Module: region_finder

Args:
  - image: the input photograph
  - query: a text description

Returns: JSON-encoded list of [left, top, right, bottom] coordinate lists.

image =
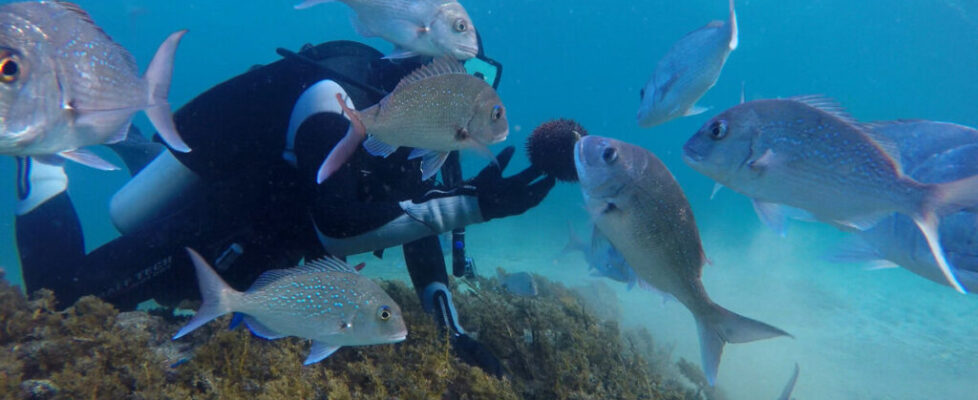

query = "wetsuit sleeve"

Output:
[[292, 112, 485, 257]]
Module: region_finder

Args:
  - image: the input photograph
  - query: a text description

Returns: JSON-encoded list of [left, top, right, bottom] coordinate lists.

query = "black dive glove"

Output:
[[468, 146, 556, 221]]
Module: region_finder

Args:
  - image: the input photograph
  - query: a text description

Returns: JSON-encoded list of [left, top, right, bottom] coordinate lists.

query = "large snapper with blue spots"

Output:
[[0, 1, 188, 169], [174, 248, 406, 365], [683, 97, 978, 294]]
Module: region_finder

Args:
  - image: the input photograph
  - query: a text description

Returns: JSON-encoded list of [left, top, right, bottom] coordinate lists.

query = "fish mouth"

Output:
[[454, 44, 479, 60], [681, 141, 705, 163], [386, 332, 408, 342]]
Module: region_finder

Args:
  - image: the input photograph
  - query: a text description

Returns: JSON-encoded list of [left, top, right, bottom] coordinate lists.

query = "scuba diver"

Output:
[[13, 37, 556, 376]]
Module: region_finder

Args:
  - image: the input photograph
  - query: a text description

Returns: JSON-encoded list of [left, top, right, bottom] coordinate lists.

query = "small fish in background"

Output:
[[496, 267, 538, 297], [683, 96, 978, 294], [827, 120, 978, 292], [637, 0, 738, 128], [576, 135, 790, 385], [563, 224, 634, 284], [318, 57, 508, 182], [174, 248, 407, 365], [0, 1, 189, 170], [293, 0, 479, 60], [777, 363, 800, 400]]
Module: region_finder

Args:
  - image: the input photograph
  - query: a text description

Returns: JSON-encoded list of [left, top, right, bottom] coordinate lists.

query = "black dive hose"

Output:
[[441, 152, 471, 277]]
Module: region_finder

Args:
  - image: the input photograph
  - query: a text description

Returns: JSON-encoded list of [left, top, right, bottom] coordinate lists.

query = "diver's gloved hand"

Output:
[[468, 146, 556, 221]]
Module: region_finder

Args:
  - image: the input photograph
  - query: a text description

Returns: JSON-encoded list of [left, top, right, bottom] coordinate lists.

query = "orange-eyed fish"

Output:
[[293, 0, 479, 60], [575, 135, 790, 385], [0, 1, 189, 170], [318, 57, 508, 182], [174, 248, 407, 365], [683, 96, 978, 294], [637, 0, 738, 128]]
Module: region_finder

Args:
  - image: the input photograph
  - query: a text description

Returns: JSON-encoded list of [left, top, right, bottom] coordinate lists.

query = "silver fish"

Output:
[[294, 0, 478, 60], [0, 1, 188, 170], [496, 268, 538, 297], [564, 224, 640, 287], [828, 120, 978, 292], [683, 96, 978, 294], [576, 135, 789, 385], [637, 0, 738, 128], [174, 248, 407, 365], [319, 57, 507, 182]]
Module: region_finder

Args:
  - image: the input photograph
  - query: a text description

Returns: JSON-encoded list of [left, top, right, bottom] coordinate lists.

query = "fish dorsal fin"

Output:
[[789, 95, 859, 125], [246, 257, 357, 292], [705, 20, 725, 28], [300, 256, 359, 274], [247, 268, 294, 292], [394, 57, 468, 92], [862, 126, 905, 172]]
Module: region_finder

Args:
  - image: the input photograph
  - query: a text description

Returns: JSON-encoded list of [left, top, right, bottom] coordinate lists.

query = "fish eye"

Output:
[[0, 57, 19, 84], [454, 18, 468, 33], [377, 305, 392, 321], [491, 105, 503, 121], [710, 120, 728, 140], [639, 88, 645, 100], [602, 147, 618, 164]]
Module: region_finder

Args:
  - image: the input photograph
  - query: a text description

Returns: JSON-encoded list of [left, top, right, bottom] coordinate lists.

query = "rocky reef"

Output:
[[0, 268, 716, 400]]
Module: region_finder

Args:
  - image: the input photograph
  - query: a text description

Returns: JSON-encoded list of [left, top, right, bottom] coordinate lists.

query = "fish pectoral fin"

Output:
[[304, 341, 341, 365], [419, 151, 450, 181], [751, 199, 788, 237], [913, 214, 967, 294], [684, 104, 711, 117], [293, 0, 333, 10], [747, 148, 778, 171], [384, 48, 421, 60], [59, 149, 120, 171], [710, 182, 724, 200], [243, 316, 286, 340], [363, 136, 399, 157]]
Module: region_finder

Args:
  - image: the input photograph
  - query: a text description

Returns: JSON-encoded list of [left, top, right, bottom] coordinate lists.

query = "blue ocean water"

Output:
[[2, 0, 978, 398]]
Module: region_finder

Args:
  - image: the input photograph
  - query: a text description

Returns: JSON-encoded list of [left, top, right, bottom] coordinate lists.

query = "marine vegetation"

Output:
[[0, 267, 712, 399]]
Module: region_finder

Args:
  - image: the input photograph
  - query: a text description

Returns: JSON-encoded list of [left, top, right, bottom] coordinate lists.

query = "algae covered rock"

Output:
[[0, 267, 700, 400]]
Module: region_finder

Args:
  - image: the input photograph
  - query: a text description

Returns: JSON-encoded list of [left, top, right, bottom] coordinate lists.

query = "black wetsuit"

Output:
[[15, 41, 499, 309]]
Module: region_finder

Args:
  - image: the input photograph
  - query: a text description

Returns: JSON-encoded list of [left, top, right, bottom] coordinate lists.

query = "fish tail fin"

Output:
[[173, 248, 241, 339], [560, 222, 587, 257], [915, 175, 978, 294], [696, 304, 791, 386], [294, 0, 333, 10], [144, 30, 190, 153], [316, 94, 365, 183], [728, 0, 738, 50]]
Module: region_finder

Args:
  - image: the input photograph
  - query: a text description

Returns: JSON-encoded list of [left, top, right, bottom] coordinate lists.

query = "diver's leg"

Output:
[[14, 156, 86, 304], [15, 191, 85, 304], [403, 235, 504, 377]]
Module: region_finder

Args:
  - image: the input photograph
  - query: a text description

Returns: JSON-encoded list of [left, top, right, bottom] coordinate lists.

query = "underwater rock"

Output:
[[0, 267, 704, 399], [18, 379, 59, 400]]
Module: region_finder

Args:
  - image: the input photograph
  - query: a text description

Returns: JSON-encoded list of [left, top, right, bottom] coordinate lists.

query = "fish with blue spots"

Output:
[[174, 248, 407, 365], [683, 96, 978, 294], [0, 1, 189, 170]]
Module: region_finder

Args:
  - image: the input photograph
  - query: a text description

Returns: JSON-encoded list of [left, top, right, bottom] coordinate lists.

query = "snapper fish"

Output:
[[293, 0, 479, 60], [318, 57, 508, 182], [682, 97, 978, 294], [174, 248, 407, 365], [828, 120, 978, 292], [575, 135, 790, 385], [637, 0, 738, 128], [0, 1, 189, 170]]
